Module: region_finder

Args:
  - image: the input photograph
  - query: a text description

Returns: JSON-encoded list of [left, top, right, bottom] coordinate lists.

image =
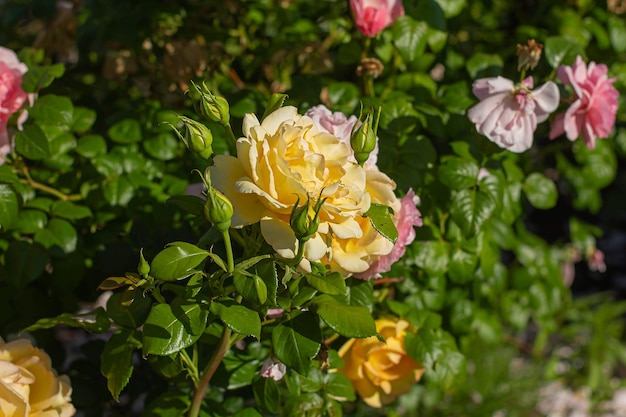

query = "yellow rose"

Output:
[[210, 106, 398, 275], [0, 338, 75, 417], [338, 318, 424, 408]]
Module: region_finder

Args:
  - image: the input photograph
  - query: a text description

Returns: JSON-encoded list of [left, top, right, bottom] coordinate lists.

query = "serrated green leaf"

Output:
[[313, 295, 376, 338], [272, 312, 321, 374], [150, 241, 209, 281], [210, 299, 261, 339], [51, 201, 92, 220], [101, 329, 141, 401], [142, 303, 204, 356], [364, 203, 398, 244], [23, 307, 111, 333], [523, 172, 558, 210], [392, 17, 428, 63], [108, 119, 142, 143], [438, 156, 479, 190], [30, 94, 73, 126], [14, 125, 51, 160], [76, 134, 107, 158], [102, 176, 134, 206], [305, 272, 347, 296], [0, 184, 20, 230], [450, 188, 496, 237]]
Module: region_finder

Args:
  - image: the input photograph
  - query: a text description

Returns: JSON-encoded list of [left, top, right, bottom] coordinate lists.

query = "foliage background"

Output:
[[1, 0, 626, 416]]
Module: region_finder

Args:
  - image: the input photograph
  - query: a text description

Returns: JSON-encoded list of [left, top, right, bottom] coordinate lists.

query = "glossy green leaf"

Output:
[[272, 312, 321, 374], [253, 378, 280, 414], [210, 299, 261, 339], [15, 209, 47, 234], [22, 307, 111, 333], [438, 156, 479, 190], [544, 36, 585, 68], [450, 188, 496, 237], [51, 201, 92, 220], [142, 303, 205, 356], [144, 133, 179, 160], [448, 247, 478, 283], [14, 125, 51, 160], [313, 295, 376, 338], [108, 119, 142, 143], [466, 53, 503, 78], [364, 203, 398, 244], [72, 106, 97, 133], [305, 272, 347, 296], [76, 134, 107, 158], [102, 176, 134, 206], [30, 94, 73, 127], [21, 63, 64, 92], [608, 15, 626, 53], [435, 0, 466, 17], [34, 218, 77, 253], [150, 241, 208, 281], [0, 184, 19, 230], [324, 372, 356, 401], [101, 329, 141, 401], [392, 17, 428, 63], [523, 172, 558, 210]]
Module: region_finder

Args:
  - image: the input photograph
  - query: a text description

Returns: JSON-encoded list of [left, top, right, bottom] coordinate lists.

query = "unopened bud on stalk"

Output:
[[350, 106, 380, 166], [202, 170, 234, 232], [138, 248, 150, 277], [167, 115, 213, 159], [190, 81, 230, 126], [290, 194, 325, 243]]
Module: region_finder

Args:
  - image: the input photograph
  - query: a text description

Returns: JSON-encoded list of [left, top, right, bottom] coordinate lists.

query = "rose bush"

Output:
[[0, 338, 74, 417], [338, 317, 424, 408], [549, 55, 620, 149]]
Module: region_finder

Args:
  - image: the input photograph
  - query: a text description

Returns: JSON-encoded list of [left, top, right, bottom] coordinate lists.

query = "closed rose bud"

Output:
[[191, 81, 230, 126], [350, 107, 379, 166], [137, 248, 150, 277], [204, 187, 234, 232], [167, 115, 213, 159]]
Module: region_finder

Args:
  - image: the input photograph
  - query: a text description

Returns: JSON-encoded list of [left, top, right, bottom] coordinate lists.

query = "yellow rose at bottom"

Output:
[[338, 318, 424, 408], [0, 338, 75, 417]]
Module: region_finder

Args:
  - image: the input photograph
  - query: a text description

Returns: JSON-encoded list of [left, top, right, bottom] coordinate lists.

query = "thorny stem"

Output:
[[187, 325, 232, 417]]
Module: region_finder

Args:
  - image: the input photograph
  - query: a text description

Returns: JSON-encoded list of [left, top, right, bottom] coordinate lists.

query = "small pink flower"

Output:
[[356, 188, 422, 279], [549, 56, 619, 150], [305, 104, 378, 168], [350, 0, 404, 38], [467, 77, 559, 153], [260, 357, 287, 381], [0, 46, 28, 165], [587, 248, 606, 273]]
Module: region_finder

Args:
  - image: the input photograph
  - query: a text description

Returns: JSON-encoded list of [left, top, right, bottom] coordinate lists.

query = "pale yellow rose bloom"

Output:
[[210, 106, 399, 275], [338, 318, 424, 408], [0, 338, 75, 417]]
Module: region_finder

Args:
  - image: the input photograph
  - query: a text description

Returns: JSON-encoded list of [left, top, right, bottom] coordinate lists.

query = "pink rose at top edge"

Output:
[[305, 104, 378, 169], [0, 46, 28, 165], [350, 0, 404, 38], [355, 188, 422, 279], [549, 56, 619, 150], [467, 76, 559, 153]]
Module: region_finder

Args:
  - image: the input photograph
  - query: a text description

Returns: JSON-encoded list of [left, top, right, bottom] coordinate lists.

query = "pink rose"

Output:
[[350, 0, 404, 38], [356, 188, 422, 279], [467, 76, 559, 153], [0, 46, 28, 165], [549, 56, 619, 150], [305, 104, 378, 169]]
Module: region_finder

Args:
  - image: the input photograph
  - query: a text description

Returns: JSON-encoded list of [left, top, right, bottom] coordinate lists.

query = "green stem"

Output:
[[224, 124, 238, 154], [187, 325, 232, 417], [19, 168, 81, 201], [180, 349, 199, 384], [222, 230, 235, 273]]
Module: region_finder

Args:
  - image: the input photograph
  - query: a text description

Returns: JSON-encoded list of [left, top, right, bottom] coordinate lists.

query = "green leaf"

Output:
[[34, 218, 77, 253], [144, 133, 179, 161], [254, 378, 280, 414], [76, 134, 107, 158], [413, 240, 449, 276], [313, 295, 376, 338], [15, 209, 47, 234], [257, 260, 278, 306], [4, 240, 48, 288], [253, 275, 268, 305], [71, 106, 97, 133], [345, 278, 374, 308], [544, 36, 585, 69], [438, 156, 479, 190], [364, 203, 398, 244], [21, 63, 65, 92], [150, 241, 209, 281], [30, 94, 73, 127], [448, 247, 478, 284], [210, 299, 261, 339], [142, 303, 204, 356], [392, 17, 428, 63], [272, 312, 321, 374], [324, 372, 356, 402], [108, 119, 142, 143], [142, 391, 190, 417], [450, 188, 496, 237], [102, 176, 134, 206], [22, 307, 111, 333], [51, 201, 92, 220], [523, 172, 558, 209], [167, 195, 205, 217], [101, 329, 141, 401], [608, 15, 626, 53], [435, 0, 466, 17], [305, 272, 347, 296], [0, 184, 19, 230], [14, 125, 51, 160], [466, 53, 503, 78], [0, 166, 19, 184]]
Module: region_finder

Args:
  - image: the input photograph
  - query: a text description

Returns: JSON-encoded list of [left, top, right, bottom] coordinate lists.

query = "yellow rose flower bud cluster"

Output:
[[338, 318, 424, 408], [0, 338, 75, 417], [209, 106, 400, 276]]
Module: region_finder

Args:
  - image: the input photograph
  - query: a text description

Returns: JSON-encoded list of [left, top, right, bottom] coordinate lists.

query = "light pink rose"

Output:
[[305, 104, 378, 169], [0, 46, 28, 165], [260, 357, 287, 381], [350, 0, 404, 38], [355, 188, 422, 279], [549, 56, 619, 150], [467, 76, 559, 153]]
